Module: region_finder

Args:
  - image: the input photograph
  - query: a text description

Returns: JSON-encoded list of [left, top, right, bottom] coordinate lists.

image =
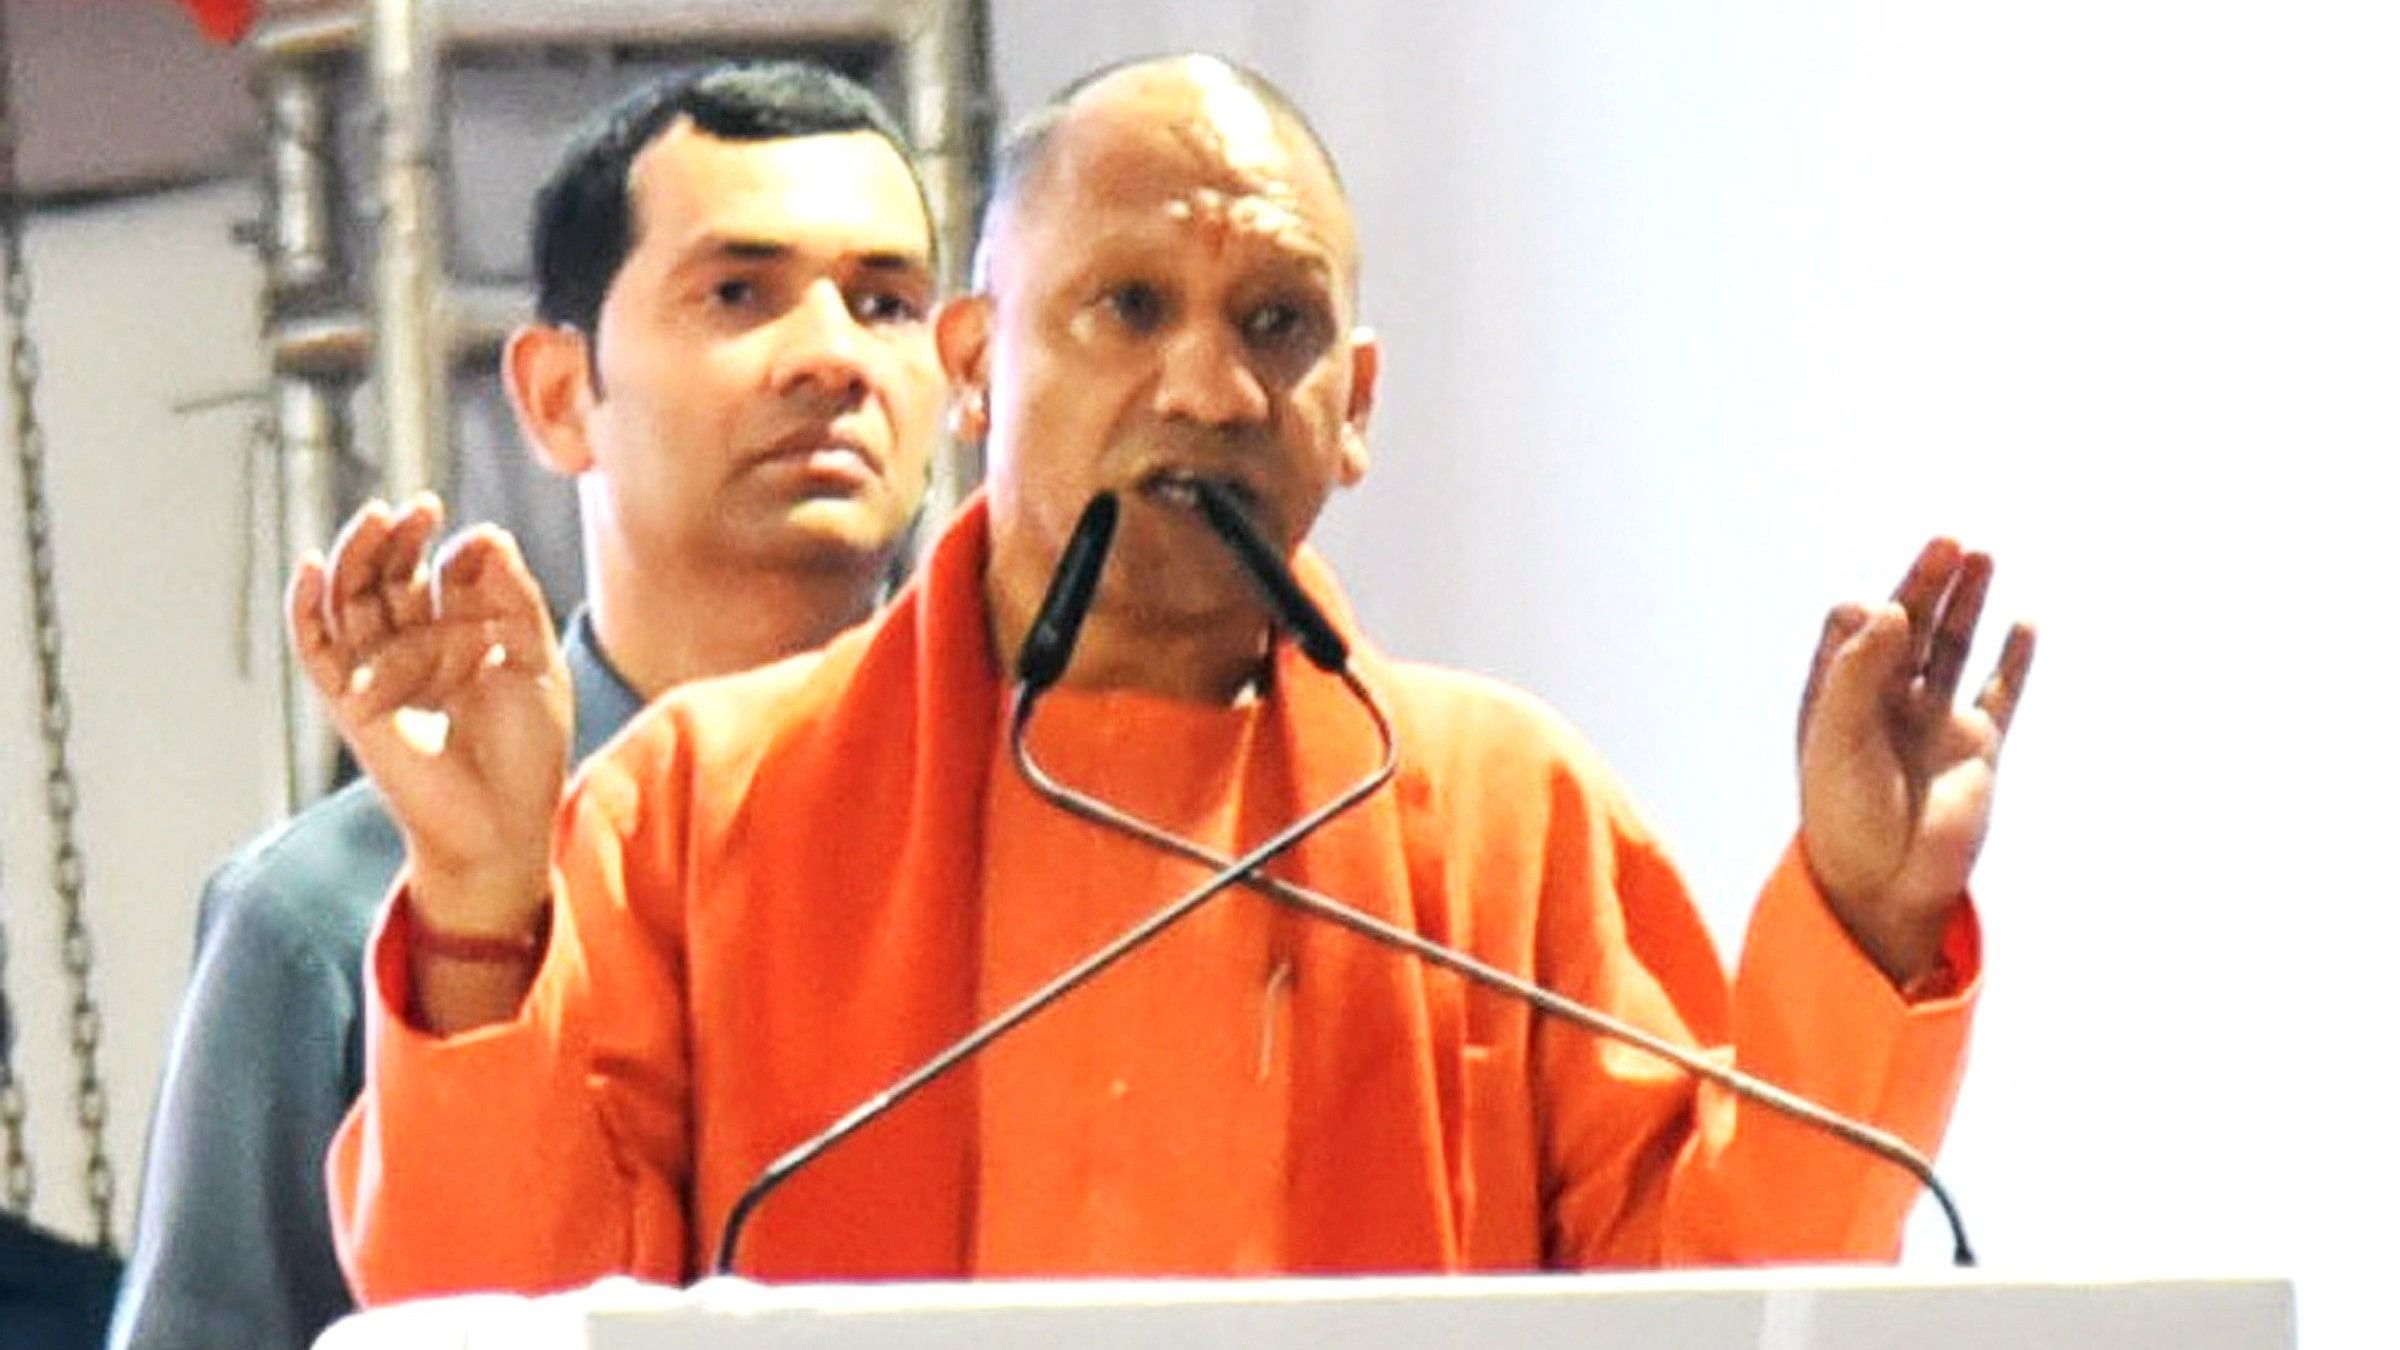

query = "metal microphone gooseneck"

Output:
[[713, 490, 1397, 1275], [1012, 479, 1978, 1266]]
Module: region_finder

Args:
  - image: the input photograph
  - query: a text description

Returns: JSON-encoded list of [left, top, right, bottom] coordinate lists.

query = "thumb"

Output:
[[1802, 602, 1912, 760], [1797, 602, 1870, 755]]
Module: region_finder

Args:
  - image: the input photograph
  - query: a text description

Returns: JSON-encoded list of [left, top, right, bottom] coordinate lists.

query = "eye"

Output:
[[1241, 298, 1317, 349], [1105, 281, 1168, 333], [708, 276, 759, 309], [854, 288, 926, 325]]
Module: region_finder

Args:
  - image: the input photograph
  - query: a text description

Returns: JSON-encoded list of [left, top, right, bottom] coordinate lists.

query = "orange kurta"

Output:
[[329, 497, 1978, 1303]]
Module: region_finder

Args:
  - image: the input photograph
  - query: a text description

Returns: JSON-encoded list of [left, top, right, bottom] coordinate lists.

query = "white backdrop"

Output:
[[0, 2, 2391, 1346], [0, 181, 279, 1255]]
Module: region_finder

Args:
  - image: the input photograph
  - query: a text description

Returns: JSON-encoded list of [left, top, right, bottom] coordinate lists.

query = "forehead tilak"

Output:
[[1092, 99, 1333, 264], [990, 61, 1355, 287]]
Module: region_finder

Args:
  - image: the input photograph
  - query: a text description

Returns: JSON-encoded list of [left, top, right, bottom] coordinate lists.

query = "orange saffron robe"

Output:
[[329, 498, 1978, 1303]]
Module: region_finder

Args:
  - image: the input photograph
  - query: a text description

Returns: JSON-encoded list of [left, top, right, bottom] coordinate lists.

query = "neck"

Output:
[[589, 541, 884, 701], [986, 560, 1269, 705]]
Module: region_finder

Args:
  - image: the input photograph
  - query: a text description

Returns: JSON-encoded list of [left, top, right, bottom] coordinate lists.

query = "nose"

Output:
[[765, 280, 869, 410], [1152, 320, 1270, 429]]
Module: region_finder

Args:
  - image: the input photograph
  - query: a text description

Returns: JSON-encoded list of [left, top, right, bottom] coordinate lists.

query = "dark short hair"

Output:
[[532, 60, 924, 340]]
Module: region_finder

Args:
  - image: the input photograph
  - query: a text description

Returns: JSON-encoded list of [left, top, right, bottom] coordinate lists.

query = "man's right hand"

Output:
[[287, 494, 571, 949]]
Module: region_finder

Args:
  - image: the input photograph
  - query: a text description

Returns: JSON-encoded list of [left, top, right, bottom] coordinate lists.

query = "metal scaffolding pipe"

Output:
[[366, 0, 448, 500], [273, 374, 349, 807], [440, 0, 896, 44], [253, 3, 363, 62], [264, 62, 335, 296], [902, 0, 992, 546]]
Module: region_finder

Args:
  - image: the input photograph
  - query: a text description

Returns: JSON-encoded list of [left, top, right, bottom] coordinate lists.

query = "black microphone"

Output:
[[710, 490, 1397, 1275], [1020, 495, 1979, 1268], [1189, 479, 1347, 673], [1014, 491, 1120, 695]]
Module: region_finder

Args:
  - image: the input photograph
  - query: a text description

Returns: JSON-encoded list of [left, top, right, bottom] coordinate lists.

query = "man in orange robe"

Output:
[[297, 54, 2036, 1302]]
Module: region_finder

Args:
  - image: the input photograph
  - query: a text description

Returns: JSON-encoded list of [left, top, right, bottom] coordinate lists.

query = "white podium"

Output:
[[318, 1268, 2296, 1349]]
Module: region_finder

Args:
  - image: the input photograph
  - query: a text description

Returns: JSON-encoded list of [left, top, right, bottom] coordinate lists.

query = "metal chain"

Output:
[[0, 0, 30, 1227], [0, 986, 28, 1213], [0, 0, 115, 1249]]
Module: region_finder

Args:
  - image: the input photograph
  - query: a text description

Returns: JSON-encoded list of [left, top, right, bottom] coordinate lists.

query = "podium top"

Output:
[[317, 1267, 2296, 1350]]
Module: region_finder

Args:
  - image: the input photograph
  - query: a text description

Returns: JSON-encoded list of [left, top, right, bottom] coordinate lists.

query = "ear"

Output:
[[1336, 326, 1379, 487], [934, 295, 994, 443], [502, 323, 598, 477]]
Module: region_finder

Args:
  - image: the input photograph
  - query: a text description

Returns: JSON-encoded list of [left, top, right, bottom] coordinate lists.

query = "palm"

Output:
[[1796, 540, 2034, 982], [288, 497, 570, 909], [356, 627, 566, 879]]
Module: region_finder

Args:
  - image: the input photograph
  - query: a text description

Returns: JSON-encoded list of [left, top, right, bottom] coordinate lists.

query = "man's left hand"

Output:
[[1797, 538, 2036, 986]]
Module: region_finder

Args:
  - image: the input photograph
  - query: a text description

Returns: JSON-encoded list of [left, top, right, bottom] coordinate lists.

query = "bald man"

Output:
[[317, 54, 2032, 1299]]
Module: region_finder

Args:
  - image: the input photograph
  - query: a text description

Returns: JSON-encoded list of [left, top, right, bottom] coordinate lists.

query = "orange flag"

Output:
[[179, 0, 256, 44]]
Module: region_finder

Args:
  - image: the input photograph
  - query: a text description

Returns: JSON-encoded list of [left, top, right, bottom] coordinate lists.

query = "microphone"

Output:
[[710, 490, 1398, 1275], [1023, 490, 1979, 1267], [1014, 491, 1120, 695], [1189, 480, 1347, 672]]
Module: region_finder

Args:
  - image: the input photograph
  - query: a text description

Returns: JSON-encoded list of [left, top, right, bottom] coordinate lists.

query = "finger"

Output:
[[1975, 621, 2037, 740], [428, 525, 496, 617], [286, 552, 350, 702], [292, 551, 497, 734], [375, 493, 445, 634], [1890, 536, 1964, 669], [324, 499, 395, 647], [1798, 602, 1871, 755], [426, 528, 561, 688], [1921, 550, 1993, 708], [1801, 602, 1913, 758], [432, 525, 553, 636], [340, 617, 520, 722]]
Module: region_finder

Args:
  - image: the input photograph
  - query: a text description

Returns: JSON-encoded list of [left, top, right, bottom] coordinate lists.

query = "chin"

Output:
[[1106, 544, 1255, 627], [753, 504, 905, 572]]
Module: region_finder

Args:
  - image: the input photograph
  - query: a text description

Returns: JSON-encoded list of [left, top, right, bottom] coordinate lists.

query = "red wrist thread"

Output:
[[407, 898, 551, 965], [1899, 957, 1960, 1002]]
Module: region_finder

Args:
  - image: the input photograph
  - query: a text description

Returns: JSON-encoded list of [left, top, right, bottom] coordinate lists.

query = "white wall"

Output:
[[1, 3, 2392, 1346], [0, 180, 282, 1245]]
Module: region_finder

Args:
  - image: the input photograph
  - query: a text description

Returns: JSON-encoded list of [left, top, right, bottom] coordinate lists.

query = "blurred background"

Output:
[[0, 0, 2390, 1342]]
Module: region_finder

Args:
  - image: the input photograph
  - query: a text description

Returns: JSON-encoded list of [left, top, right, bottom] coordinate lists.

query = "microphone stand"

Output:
[[1015, 727, 1976, 1266], [1015, 479, 1976, 1266], [715, 485, 1975, 1273], [711, 494, 1400, 1275]]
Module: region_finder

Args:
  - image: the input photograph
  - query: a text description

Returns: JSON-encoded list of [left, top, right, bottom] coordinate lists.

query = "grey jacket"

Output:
[[107, 613, 640, 1350]]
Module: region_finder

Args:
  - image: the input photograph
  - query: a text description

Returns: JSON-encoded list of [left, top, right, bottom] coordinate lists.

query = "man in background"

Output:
[[111, 59, 944, 1349]]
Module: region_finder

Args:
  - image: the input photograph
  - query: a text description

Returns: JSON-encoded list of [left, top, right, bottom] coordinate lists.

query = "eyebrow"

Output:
[[669, 235, 932, 276], [1087, 220, 1339, 278], [856, 251, 933, 276], [1258, 253, 1336, 286]]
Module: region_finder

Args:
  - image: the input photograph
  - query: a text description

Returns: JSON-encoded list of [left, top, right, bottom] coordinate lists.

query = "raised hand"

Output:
[[1796, 538, 2035, 985], [287, 494, 571, 940]]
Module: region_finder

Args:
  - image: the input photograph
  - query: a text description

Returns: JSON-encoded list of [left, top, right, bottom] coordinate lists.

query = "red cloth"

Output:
[[332, 494, 1979, 1300], [177, 0, 255, 45]]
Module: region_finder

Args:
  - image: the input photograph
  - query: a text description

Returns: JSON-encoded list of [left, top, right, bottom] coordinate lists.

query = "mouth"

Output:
[[1135, 465, 1261, 518], [753, 429, 881, 481]]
